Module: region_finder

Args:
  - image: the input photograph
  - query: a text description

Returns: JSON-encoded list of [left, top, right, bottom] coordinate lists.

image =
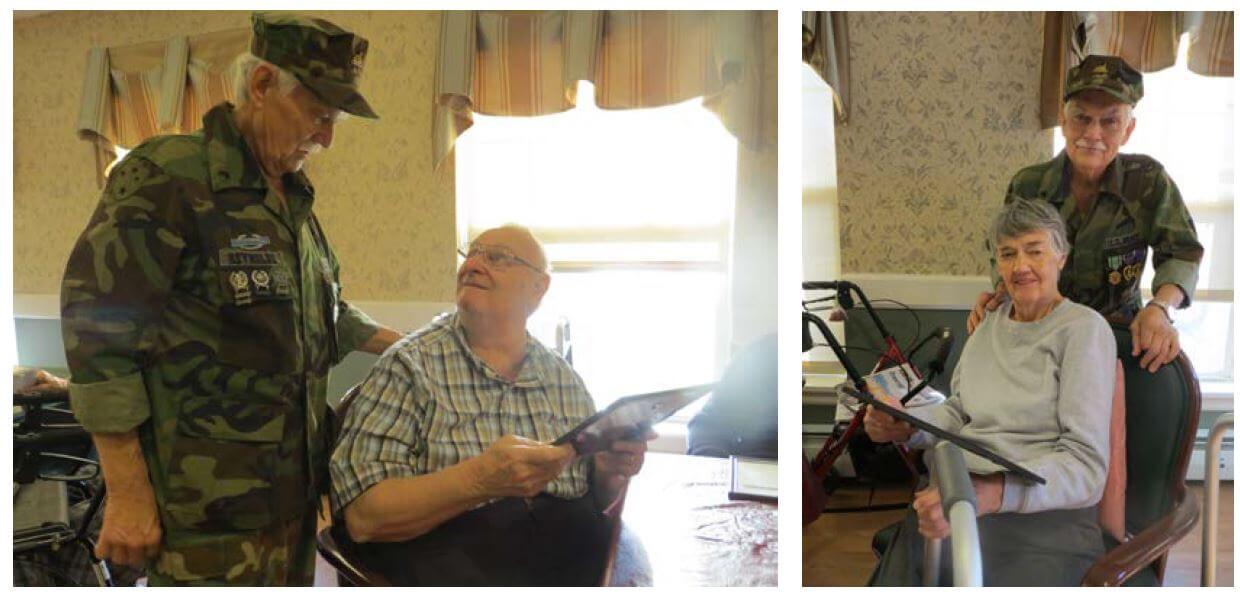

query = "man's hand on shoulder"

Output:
[[466, 435, 575, 499], [967, 284, 1007, 335]]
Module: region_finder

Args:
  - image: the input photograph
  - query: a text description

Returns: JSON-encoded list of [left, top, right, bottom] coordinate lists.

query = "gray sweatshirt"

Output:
[[908, 298, 1115, 514]]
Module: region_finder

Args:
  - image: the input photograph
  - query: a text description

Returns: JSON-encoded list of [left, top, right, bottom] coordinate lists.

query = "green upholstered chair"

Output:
[[1080, 325, 1201, 586]]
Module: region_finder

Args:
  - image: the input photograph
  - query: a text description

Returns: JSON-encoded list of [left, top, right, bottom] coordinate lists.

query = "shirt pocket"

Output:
[[163, 395, 290, 532], [519, 387, 577, 442], [213, 235, 300, 374], [1100, 234, 1146, 295]]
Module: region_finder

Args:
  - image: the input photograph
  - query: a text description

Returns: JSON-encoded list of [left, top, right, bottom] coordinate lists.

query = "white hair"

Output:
[[991, 198, 1070, 257], [230, 52, 300, 105]]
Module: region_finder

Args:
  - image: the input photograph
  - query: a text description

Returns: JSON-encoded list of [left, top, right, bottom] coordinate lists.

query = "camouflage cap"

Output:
[[251, 12, 378, 118], [1063, 54, 1144, 105]]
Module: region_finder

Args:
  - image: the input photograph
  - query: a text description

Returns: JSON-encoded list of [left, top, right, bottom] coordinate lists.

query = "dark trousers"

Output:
[[870, 505, 1104, 586], [349, 494, 612, 586]]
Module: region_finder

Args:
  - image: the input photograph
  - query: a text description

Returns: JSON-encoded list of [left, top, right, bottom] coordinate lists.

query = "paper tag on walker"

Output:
[[864, 364, 945, 408]]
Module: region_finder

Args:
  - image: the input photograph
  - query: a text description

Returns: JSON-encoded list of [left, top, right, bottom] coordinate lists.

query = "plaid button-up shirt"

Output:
[[329, 312, 597, 514]]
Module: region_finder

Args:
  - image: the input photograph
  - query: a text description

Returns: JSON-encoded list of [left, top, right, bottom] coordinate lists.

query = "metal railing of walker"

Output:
[[801, 280, 956, 490], [922, 441, 983, 587]]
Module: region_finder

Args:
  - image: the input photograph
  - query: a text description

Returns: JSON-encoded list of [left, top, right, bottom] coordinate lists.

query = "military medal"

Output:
[[230, 270, 253, 306], [1105, 255, 1123, 286], [273, 268, 292, 296], [1122, 248, 1143, 281], [251, 269, 271, 292]]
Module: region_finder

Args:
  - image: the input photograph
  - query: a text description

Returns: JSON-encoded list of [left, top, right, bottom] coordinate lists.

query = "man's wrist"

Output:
[[1147, 298, 1174, 323], [104, 472, 158, 504], [457, 456, 492, 501]]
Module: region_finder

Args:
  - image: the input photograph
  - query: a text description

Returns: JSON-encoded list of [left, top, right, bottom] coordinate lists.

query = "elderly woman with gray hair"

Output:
[[865, 198, 1116, 586]]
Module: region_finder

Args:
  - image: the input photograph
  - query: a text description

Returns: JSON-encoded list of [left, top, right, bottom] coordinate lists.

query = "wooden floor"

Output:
[[803, 481, 1234, 587], [312, 481, 1232, 587]]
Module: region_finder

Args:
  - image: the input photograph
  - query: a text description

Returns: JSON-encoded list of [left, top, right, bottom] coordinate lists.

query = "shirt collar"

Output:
[[202, 103, 317, 219], [1100, 153, 1127, 198], [204, 103, 267, 193], [448, 312, 548, 388], [1048, 149, 1127, 205]]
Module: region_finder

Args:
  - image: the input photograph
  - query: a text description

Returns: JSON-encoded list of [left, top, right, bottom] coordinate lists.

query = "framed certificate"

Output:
[[841, 385, 1046, 485], [729, 456, 778, 503], [553, 383, 714, 455]]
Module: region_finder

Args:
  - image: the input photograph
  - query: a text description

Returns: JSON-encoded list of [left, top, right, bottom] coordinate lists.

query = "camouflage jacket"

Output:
[[1002, 151, 1203, 321], [61, 103, 380, 532]]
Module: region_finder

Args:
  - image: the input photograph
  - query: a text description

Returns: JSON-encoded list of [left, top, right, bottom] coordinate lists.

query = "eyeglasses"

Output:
[[1064, 111, 1128, 135], [458, 243, 547, 273]]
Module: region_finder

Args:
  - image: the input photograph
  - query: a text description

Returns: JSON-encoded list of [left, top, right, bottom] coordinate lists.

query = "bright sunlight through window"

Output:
[[104, 146, 130, 177], [456, 81, 738, 408]]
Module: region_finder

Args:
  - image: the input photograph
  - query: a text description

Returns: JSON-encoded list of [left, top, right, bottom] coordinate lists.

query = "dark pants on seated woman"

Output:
[[346, 494, 611, 586], [869, 505, 1104, 586]]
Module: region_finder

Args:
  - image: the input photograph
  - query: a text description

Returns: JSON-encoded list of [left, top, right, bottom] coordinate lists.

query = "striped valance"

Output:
[[433, 10, 765, 169], [1039, 11, 1233, 128], [76, 28, 249, 186]]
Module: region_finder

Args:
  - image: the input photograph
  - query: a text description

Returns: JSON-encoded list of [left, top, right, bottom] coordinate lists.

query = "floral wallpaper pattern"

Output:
[[835, 12, 1052, 276], [14, 11, 457, 301]]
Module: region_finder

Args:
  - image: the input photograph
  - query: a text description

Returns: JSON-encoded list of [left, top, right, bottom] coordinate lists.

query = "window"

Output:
[[801, 62, 843, 370], [455, 82, 737, 409], [1054, 39, 1234, 384]]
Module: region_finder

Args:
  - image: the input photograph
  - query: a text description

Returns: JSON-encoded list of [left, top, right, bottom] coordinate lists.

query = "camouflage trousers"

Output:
[[148, 512, 317, 586]]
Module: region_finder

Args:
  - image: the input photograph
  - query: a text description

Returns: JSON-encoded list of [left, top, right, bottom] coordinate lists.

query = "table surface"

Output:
[[606, 453, 778, 587]]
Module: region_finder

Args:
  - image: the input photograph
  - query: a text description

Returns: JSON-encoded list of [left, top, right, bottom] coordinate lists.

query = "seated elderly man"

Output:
[[329, 224, 650, 586], [866, 199, 1115, 586]]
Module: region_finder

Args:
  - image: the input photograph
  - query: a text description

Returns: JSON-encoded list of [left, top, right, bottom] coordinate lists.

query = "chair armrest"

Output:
[[315, 526, 392, 586], [1081, 491, 1200, 586], [598, 489, 629, 586]]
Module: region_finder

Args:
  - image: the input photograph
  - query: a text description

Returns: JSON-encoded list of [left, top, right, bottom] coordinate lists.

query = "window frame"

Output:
[[453, 84, 740, 412]]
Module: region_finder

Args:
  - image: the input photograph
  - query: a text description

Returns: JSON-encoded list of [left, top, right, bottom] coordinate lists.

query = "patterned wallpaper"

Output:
[[835, 12, 1052, 276], [14, 11, 457, 301]]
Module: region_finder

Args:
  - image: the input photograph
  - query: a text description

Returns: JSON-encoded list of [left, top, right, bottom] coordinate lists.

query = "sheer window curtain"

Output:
[[1038, 11, 1233, 127], [801, 11, 850, 123], [76, 28, 249, 186]]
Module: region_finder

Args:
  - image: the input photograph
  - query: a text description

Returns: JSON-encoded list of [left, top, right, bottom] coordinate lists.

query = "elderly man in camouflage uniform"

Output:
[[969, 55, 1203, 373], [60, 13, 400, 585]]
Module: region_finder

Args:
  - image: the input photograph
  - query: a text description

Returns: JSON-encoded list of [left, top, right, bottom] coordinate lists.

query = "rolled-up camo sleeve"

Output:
[[61, 154, 187, 434]]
